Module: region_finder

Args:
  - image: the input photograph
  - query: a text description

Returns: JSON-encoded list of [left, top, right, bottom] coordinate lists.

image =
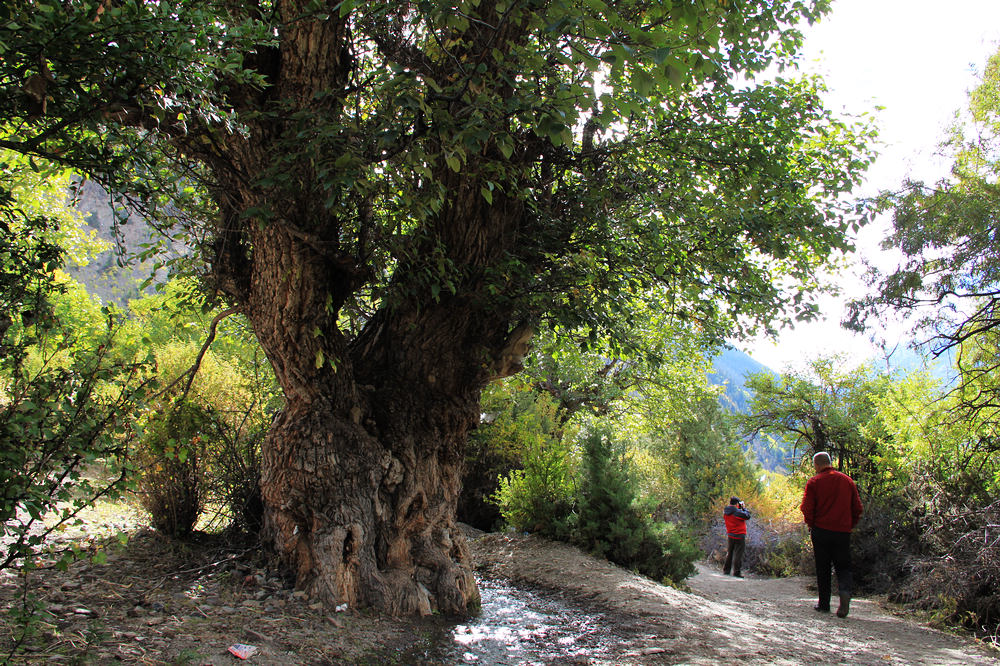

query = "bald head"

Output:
[[813, 451, 832, 471]]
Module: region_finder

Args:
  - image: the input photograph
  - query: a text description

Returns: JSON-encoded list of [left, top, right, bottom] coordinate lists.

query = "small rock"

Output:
[[243, 629, 268, 642], [309, 602, 324, 610]]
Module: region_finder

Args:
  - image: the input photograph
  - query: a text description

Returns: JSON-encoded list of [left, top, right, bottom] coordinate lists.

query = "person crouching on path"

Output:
[[723, 496, 751, 577], [800, 451, 863, 618]]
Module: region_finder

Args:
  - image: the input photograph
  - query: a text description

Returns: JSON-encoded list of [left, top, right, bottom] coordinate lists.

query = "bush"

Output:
[[201, 409, 265, 536], [649, 520, 701, 584], [0, 308, 154, 572], [850, 491, 920, 593], [493, 466, 575, 539], [133, 332, 277, 539], [490, 391, 576, 537], [462, 385, 566, 530], [888, 481, 1000, 639], [135, 400, 207, 537], [575, 427, 698, 583]]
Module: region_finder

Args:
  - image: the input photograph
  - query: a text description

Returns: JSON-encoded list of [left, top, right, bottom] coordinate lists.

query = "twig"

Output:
[[154, 307, 239, 401]]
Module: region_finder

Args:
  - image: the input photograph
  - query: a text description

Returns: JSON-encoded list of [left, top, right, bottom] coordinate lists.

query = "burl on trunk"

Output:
[[260, 391, 480, 616]]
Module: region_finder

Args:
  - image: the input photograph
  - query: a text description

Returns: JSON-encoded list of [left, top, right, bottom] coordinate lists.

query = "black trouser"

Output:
[[723, 536, 745, 575], [811, 527, 852, 608]]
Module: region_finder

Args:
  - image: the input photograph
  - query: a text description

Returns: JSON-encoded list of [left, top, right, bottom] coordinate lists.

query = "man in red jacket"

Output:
[[723, 496, 751, 577], [800, 451, 863, 618]]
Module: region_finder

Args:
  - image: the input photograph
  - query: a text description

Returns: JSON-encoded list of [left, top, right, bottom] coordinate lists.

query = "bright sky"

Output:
[[742, 0, 1000, 372]]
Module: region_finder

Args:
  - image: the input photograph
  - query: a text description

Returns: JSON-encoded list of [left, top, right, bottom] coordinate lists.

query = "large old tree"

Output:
[[2, 0, 872, 614]]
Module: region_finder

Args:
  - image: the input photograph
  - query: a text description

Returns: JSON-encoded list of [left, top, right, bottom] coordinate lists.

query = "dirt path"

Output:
[[3, 528, 998, 664], [471, 533, 1000, 665]]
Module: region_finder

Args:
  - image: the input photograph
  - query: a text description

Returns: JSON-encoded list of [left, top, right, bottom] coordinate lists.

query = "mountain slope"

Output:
[[709, 348, 784, 471]]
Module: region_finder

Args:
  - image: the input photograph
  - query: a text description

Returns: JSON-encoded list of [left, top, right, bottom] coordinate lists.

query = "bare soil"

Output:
[[2, 528, 997, 665], [472, 532, 1000, 665]]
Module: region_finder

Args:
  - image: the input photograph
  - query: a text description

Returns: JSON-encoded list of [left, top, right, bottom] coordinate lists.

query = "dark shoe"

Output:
[[734, 573, 744, 578], [722, 570, 730, 576], [836, 595, 851, 618], [814, 605, 830, 613]]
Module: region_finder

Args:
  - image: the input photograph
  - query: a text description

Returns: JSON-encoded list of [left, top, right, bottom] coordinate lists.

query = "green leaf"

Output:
[[498, 136, 514, 159], [633, 69, 655, 97], [650, 47, 671, 65]]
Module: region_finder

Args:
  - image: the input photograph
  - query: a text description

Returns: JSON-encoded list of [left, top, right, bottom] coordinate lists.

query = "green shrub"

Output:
[[649, 520, 700, 584], [463, 384, 566, 530], [575, 427, 698, 583], [133, 331, 277, 538], [0, 307, 154, 572], [136, 399, 207, 537], [492, 440, 576, 539]]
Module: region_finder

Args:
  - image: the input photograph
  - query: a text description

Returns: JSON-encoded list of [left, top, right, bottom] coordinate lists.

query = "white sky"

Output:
[[741, 0, 1000, 372]]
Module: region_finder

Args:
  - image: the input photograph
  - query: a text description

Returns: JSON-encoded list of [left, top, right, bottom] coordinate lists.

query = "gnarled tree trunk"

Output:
[[259, 392, 479, 615], [239, 217, 524, 615]]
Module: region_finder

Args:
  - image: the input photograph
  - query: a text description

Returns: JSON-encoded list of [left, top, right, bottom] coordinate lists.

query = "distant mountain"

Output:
[[64, 180, 180, 306], [710, 348, 773, 413], [882, 344, 957, 386], [709, 348, 785, 471]]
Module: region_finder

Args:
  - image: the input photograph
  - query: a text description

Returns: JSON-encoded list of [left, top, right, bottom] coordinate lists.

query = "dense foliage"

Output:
[[125, 282, 281, 537], [574, 427, 699, 583], [0, 157, 154, 575], [1, 1, 872, 348]]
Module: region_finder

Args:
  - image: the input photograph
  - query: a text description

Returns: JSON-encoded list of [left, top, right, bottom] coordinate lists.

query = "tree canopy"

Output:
[[3, 0, 873, 351]]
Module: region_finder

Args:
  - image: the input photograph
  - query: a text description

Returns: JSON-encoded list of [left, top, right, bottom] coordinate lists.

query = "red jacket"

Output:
[[723, 504, 750, 537], [800, 467, 863, 533]]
